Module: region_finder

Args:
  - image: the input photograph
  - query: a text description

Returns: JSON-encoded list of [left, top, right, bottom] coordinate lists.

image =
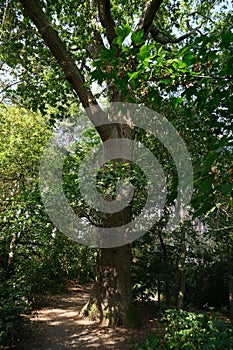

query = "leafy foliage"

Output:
[[0, 0, 232, 342], [0, 106, 97, 345], [133, 309, 233, 349]]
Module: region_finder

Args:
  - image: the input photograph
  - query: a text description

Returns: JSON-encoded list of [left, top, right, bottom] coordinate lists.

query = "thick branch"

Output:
[[18, 0, 111, 140], [135, 0, 164, 39], [98, 0, 116, 44], [19, 0, 94, 108]]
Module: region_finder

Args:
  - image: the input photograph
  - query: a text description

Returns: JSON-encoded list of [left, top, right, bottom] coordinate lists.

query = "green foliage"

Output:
[[1, 0, 232, 342], [0, 276, 31, 345], [132, 309, 233, 350], [133, 333, 163, 350], [161, 309, 208, 348], [162, 309, 233, 350], [0, 105, 97, 344], [131, 29, 144, 46], [131, 229, 177, 303], [114, 23, 132, 46]]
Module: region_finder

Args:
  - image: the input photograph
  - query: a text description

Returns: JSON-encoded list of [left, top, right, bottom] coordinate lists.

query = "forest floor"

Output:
[[15, 281, 161, 350]]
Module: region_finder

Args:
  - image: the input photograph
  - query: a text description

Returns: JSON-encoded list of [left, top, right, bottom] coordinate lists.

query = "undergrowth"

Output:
[[132, 309, 233, 349]]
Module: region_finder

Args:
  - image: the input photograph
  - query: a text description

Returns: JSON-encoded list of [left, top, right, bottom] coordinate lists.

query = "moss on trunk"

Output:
[[79, 245, 140, 327]]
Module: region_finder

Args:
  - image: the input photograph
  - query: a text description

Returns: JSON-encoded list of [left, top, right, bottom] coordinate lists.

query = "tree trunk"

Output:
[[177, 226, 186, 309], [229, 243, 233, 322], [157, 279, 161, 310], [7, 232, 18, 278], [158, 226, 171, 305], [229, 277, 233, 322], [165, 281, 171, 306], [79, 110, 139, 326], [79, 202, 137, 326], [80, 244, 139, 326]]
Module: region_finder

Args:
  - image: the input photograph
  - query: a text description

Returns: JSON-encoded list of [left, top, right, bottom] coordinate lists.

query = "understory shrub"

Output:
[[132, 309, 233, 349], [133, 334, 163, 350], [0, 276, 31, 345]]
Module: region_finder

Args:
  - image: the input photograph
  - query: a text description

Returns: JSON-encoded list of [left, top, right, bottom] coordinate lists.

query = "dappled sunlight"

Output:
[[18, 283, 158, 349]]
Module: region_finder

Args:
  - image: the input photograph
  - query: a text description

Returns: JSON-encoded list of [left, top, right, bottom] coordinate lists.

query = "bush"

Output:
[[132, 334, 163, 350], [132, 309, 233, 349], [204, 319, 233, 350], [161, 309, 208, 349], [0, 277, 31, 345]]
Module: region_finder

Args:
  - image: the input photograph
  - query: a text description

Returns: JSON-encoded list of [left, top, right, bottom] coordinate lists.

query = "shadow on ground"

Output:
[[16, 283, 159, 350]]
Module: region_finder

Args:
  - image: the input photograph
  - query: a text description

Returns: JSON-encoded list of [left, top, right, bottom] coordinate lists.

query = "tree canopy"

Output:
[[0, 0, 232, 339]]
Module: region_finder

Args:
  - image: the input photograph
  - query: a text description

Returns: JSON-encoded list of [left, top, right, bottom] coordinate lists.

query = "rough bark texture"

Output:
[[18, 0, 112, 141], [135, 0, 163, 38], [80, 245, 139, 326], [98, 0, 116, 44]]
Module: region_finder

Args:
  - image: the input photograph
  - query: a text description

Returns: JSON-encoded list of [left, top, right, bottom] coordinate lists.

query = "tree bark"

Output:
[[80, 245, 139, 326], [79, 106, 139, 326], [135, 0, 164, 38], [7, 233, 18, 278], [98, 0, 116, 44], [158, 226, 171, 305], [177, 226, 186, 309], [18, 0, 112, 141]]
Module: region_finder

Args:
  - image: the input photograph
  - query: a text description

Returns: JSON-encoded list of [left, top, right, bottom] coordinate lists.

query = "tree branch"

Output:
[[0, 0, 10, 40], [187, 11, 215, 25], [97, 0, 116, 44], [150, 24, 198, 44], [87, 0, 106, 58], [18, 0, 111, 140], [135, 0, 164, 39], [0, 80, 22, 100], [19, 0, 95, 109]]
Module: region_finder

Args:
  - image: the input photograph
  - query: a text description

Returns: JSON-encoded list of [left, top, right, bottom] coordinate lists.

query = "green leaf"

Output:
[[171, 97, 183, 110], [131, 29, 144, 45], [91, 68, 104, 84], [177, 45, 191, 58], [137, 44, 154, 61], [128, 71, 140, 81], [92, 58, 102, 68], [201, 152, 218, 176], [193, 198, 214, 219], [182, 54, 195, 65], [114, 23, 131, 46], [101, 46, 118, 59], [199, 176, 214, 193], [220, 31, 233, 49], [221, 183, 232, 196]]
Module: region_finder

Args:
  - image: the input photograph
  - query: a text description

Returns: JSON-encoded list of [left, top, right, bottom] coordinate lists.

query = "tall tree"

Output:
[[1, 0, 231, 325]]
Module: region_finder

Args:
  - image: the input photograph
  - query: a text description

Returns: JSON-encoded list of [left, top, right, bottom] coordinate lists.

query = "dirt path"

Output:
[[16, 283, 158, 350]]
